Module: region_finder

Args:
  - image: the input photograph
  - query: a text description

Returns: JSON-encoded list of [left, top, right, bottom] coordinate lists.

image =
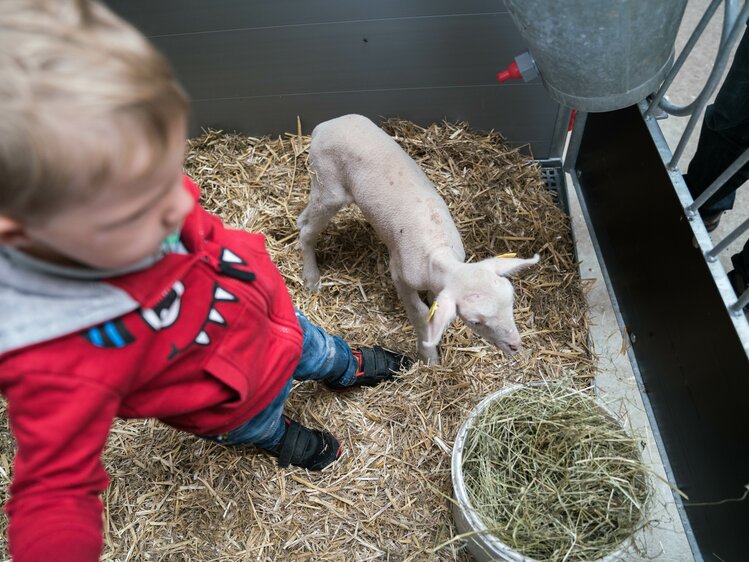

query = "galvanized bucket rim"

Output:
[[450, 381, 642, 562]]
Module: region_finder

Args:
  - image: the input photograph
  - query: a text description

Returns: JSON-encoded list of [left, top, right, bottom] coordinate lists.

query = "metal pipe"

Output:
[[563, 111, 587, 174], [669, 2, 749, 168], [686, 145, 749, 217], [656, 0, 740, 117], [707, 216, 749, 261], [647, 0, 722, 118], [549, 105, 573, 160], [721, 0, 741, 48], [733, 288, 749, 314]]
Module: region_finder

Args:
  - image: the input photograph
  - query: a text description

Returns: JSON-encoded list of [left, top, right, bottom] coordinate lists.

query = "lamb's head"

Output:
[[423, 254, 540, 355]]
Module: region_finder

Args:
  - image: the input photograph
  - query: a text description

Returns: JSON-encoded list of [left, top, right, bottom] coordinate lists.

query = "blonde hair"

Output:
[[0, 0, 189, 224]]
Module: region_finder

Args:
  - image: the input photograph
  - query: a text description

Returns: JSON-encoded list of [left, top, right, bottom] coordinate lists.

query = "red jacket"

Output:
[[0, 177, 303, 561]]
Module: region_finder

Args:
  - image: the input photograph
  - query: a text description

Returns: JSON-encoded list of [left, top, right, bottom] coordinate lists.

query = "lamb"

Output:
[[297, 114, 539, 363]]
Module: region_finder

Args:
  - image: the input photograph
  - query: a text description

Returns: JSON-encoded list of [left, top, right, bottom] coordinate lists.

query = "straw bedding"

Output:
[[0, 119, 595, 561]]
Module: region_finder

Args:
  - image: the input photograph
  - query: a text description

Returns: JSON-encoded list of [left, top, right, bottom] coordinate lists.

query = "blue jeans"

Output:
[[202, 310, 357, 449]]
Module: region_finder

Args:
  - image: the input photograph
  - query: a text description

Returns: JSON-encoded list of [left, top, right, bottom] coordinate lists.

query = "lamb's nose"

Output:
[[508, 342, 522, 354]]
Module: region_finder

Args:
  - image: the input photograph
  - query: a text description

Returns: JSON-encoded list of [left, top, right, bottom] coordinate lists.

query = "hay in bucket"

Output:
[[460, 382, 650, 561], [0, 119, 598, 560]]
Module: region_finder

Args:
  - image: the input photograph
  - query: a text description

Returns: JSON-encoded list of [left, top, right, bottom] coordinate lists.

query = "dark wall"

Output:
[[106, 0, 561, 157]]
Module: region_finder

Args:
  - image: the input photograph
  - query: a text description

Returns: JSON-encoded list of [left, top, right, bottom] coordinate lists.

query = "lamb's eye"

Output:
[[468, 320, 481, 326]]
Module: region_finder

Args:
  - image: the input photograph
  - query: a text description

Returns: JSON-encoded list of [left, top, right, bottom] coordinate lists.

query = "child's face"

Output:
[[20, 119, 195, 270]]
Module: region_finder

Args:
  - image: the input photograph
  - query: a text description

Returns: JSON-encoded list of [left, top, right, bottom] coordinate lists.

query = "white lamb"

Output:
[[297, 114, 539, 363]]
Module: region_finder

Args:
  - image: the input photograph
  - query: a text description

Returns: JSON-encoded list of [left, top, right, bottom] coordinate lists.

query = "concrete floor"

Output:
[[566, 1, 747, 560]]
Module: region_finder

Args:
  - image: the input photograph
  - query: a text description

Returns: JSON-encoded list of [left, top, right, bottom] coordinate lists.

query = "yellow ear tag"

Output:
[[427, 301, 439, 322], [497, 252, 517, 258]]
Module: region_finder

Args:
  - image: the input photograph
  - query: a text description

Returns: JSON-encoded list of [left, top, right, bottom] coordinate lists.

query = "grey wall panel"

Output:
[[106, 1, 561, 158], [190, 86, 554, 158], [157, 17, 522, 99], [109, 1, 508, 36]]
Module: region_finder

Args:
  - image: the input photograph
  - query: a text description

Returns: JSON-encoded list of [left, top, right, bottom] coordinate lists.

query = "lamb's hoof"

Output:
[[303, 275, 321, 292], [419, 348, 440, 366]]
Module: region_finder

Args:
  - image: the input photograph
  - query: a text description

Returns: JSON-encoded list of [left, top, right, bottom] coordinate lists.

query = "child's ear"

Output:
[[0, 215, 29, 246]]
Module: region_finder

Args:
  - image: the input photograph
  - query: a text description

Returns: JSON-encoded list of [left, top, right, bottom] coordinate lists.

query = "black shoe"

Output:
[[728, 269, 748, 312], [262, 416, 341, 470], [325, 346, 414, 391], [702, 211, 723, 233]]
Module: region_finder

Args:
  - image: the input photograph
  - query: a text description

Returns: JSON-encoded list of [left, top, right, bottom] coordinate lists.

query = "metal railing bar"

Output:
[[721, 0, 741, 48], [707, 216, 749, 260], [668, 2, 749, 168], [639, 107, 749, 351], [733, 287, 749, 313], [686, 145, 749, 217], [647, 0, 723, 118], [655, 0, 739, 117]]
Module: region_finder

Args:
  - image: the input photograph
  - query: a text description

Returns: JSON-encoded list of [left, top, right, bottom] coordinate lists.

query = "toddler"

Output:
[[0, 1, 412, 560]]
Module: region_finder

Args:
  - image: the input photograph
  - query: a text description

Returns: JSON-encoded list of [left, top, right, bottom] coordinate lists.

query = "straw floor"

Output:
[[0, 119, 594, 561]]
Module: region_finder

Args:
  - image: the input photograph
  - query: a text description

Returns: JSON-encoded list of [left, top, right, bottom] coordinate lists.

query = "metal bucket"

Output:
[[505, 0, 688, 112], [451, 383, 641, 561]]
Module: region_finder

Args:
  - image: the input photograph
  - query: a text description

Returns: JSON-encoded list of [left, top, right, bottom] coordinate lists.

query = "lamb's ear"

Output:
[[489, 254, 540, 277], [423, 291, 457, 347]]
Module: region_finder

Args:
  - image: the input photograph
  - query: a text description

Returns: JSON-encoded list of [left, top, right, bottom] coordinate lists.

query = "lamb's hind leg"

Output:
[[297, 173, 350, 291]]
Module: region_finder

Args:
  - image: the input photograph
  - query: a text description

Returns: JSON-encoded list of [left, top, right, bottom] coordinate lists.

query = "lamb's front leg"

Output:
[[391, 275, 440, 364]]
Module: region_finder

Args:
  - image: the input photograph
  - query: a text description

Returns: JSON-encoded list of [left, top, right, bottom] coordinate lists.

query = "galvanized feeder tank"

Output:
[[504, 0, 688, 111]]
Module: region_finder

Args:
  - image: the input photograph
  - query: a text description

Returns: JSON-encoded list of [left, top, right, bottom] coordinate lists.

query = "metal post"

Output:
[[563, 111, 587, 173], [549, 105, 573, 161]]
